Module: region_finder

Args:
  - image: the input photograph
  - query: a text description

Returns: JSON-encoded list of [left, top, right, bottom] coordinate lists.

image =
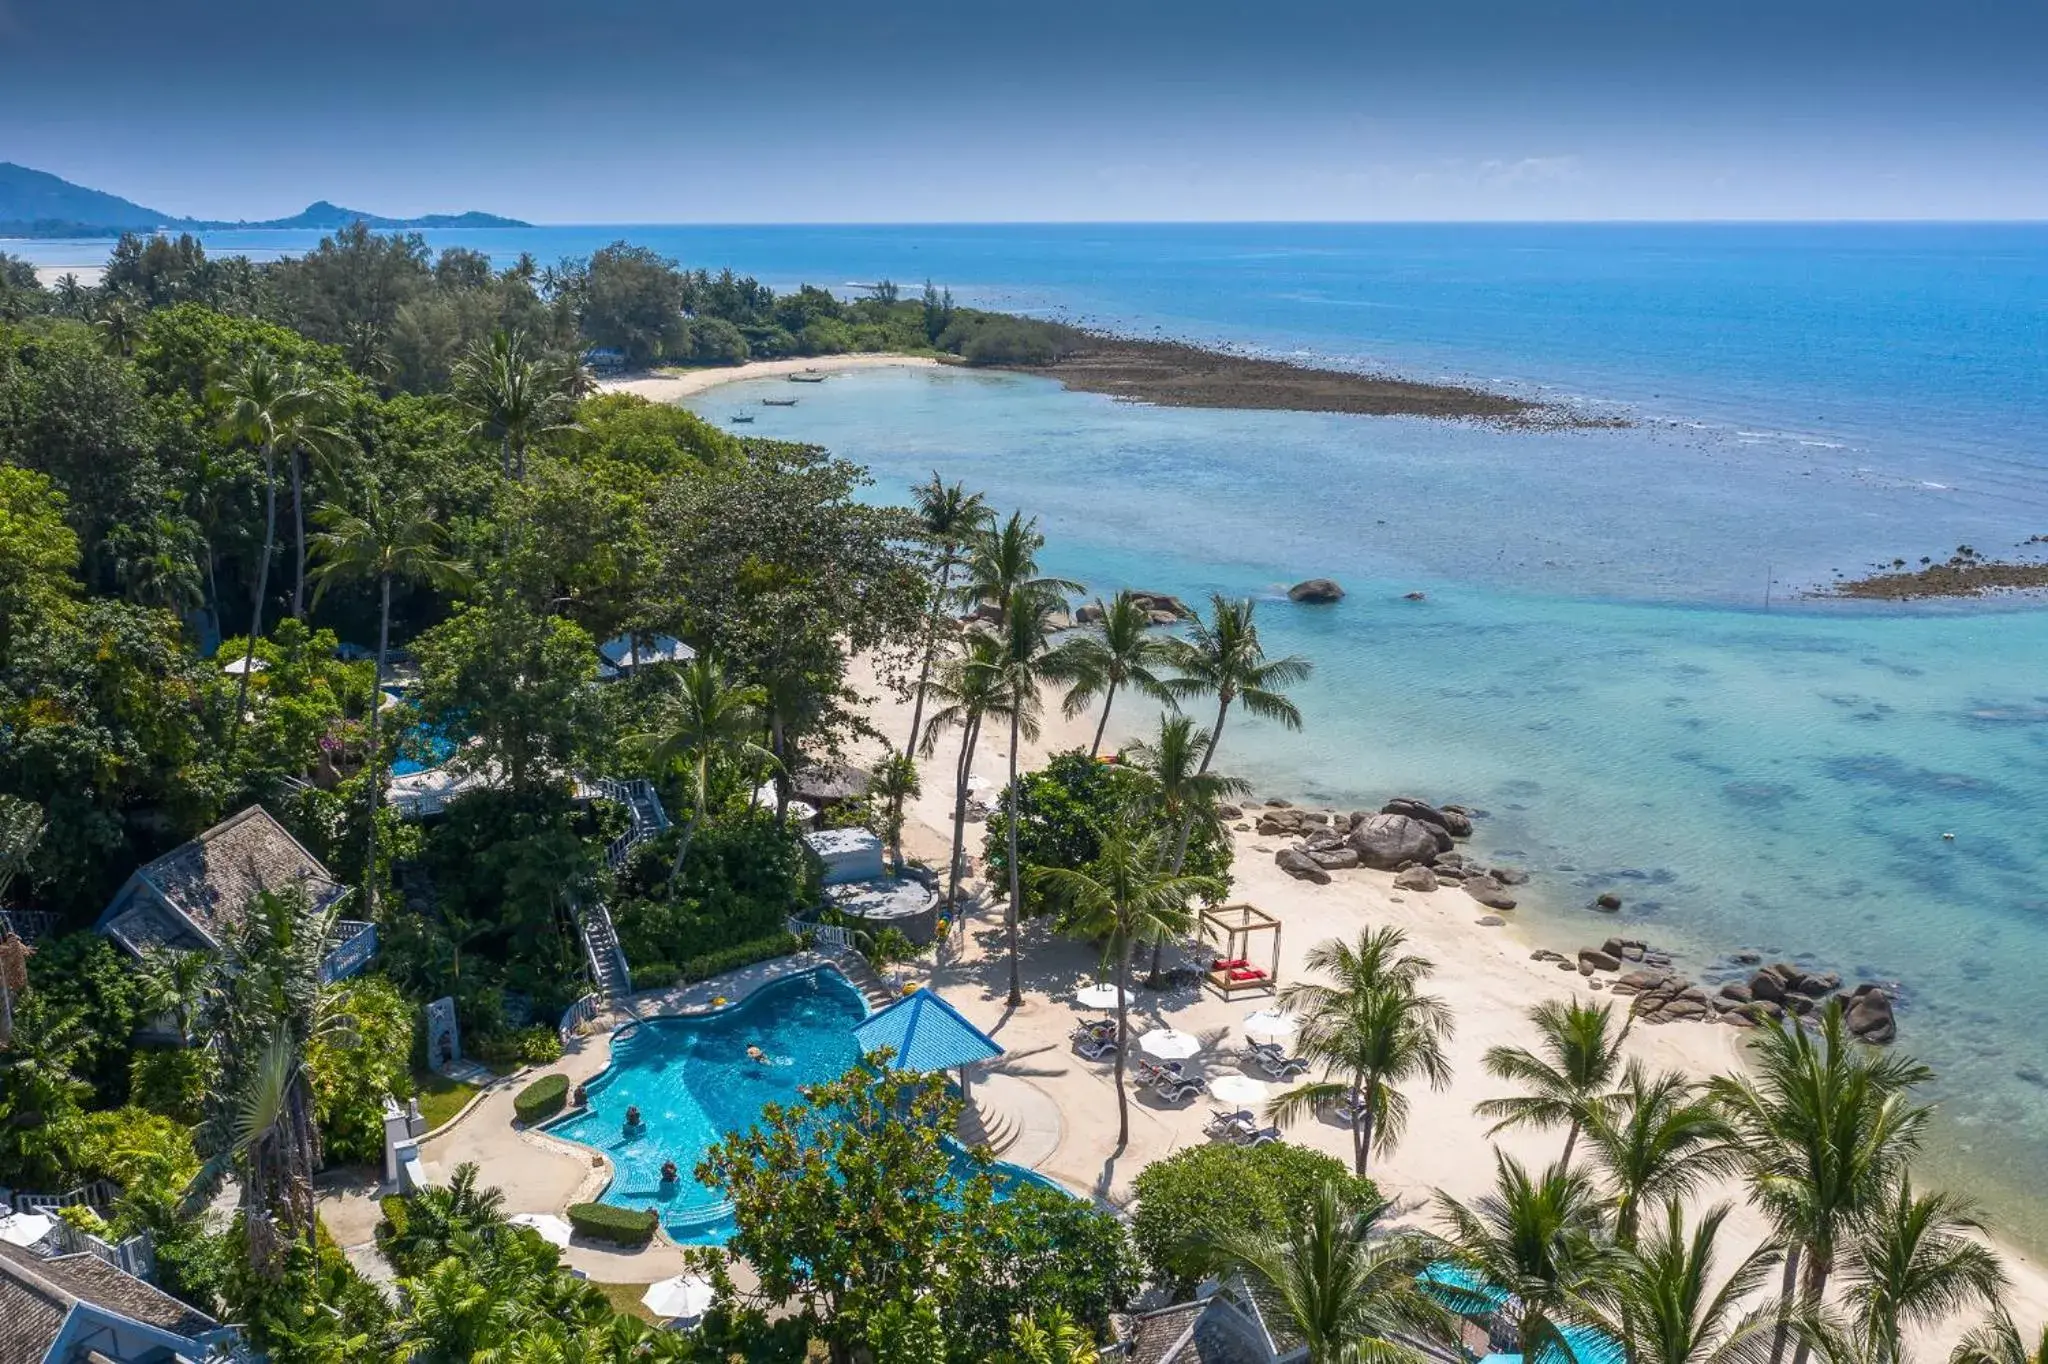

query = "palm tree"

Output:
[[1268, 927, 1454, 1175], [869, 750, 920, 872], [1123, 714, 1249, 980], [1003, 1306, 1101, 1364], [1574, 1201, 1786, 1364], [310, 489, 468, 882], [960, 510, 1081, 624], [1160, 593, 1310, 863], [920, 632, 1016, 923], [630, 655, 776, 888], [454, 329, 574, 483], [988, 586, 1088, 1006], [1836, 1176, 2007, 1364], [1584, 1064, 1737, 1244], [1212, 1180, 1455, 1364], [1434, 1153, 1618, 1363], [213, 352, 344, 734], [1061, 590, 1175, 756], [138, 948, 210, 1044], [1709, 1001, 1935, 1364], [1476, 999, 1631, 1166], [1032, 818, 1221, 1147], [94, 301, 139, 357], [185, 890, 346, 1277], [1952, 1310, 2048, 1364], [903, 474, 991, 756]]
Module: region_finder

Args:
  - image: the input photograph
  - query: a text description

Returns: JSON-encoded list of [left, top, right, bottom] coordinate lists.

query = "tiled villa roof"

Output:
[[98, 805, 348, 956], [852, 988, 1003, 1074], [0, 1240, 229, 1362], [1117, 1297, 1278, 1364]]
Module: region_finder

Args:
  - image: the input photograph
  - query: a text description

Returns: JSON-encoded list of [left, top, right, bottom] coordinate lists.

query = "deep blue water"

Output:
[[544, 967, 1059, 1244], [23, 221, 2048, 1228]]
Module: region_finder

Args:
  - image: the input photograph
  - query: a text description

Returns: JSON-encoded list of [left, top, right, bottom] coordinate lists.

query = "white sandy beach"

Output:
[[598, 353, 940, 404]]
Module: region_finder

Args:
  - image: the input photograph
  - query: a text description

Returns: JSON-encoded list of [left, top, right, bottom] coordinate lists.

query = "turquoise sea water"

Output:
[[544, 967, 1059, 1243]]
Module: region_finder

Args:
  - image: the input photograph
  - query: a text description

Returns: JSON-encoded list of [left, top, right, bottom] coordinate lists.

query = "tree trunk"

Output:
[[289, 448, 306, 619], [770, 708, 788, 828], [1355, 1072, 1378, 1176], [232, 443, 279, 739], [363, 573, 391, 887], [1114, 937, 1132, 1148], [1786, 1259, 1829, 1364], [1147, 935, 1165, 988], [1005, 707, 1024, 1008], [1170, 696, 1234, 872], [500, 434, 512, 482], [1766, 1246, 1803, 1364], [904, 559, 953, 756], [1090, 677, 1118, 757], [666, 811, 702, 890], [1560, 1119, 1579, 1167], [943, 717, 980, 921]]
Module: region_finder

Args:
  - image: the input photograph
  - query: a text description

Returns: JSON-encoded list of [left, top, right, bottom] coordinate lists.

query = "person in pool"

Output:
[[746, 1044, 770, 1064]]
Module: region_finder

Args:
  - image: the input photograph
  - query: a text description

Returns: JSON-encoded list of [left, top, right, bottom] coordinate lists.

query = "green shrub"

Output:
[[632, 962, 679, 989], [679, 932, 803, 984], [375, 1195, 409, 1246], [311, 973, 416, 1164], [475, 1023, 565, 1069], [1131, 1142, 1377, 1293], [513, 1073, 570, 1124], [567, 1201, 659, 1246]]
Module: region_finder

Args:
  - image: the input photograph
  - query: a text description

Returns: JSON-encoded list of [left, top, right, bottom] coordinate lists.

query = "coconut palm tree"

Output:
[[1123, 714, 1251, 980], [869, 750, 920, 872], [1212, 1180, 1455, 1364], [1709, 1002, 1935, 1364], [1476, 999, 1632, 1166], [988, 587, 1088, 1005], [94, 300, 139, 357], [281, 369, 351, 621], [630, 655, 776, 889], [1835, 1176, 2007, 1364], [453, 329, 574, 483], [1574, 1201, 1787, 1364], [903, 474, 991, 756], [1583, 1064, 1737, 1245], [1003, 1307, 1101, 1364], [1268, 927, 1455, 1175], [310, 488, 469, 882], [1032, 817, 1221, 1147], [920, 632, 1016, 923], [1951, 1310, 2048, 1364], [960, 511, 1081, 624], [1433, 1153, 1619, 1364], [213, 352, 345, 737], [185, 890, 346, 1277], [1060, 590, 1176, 756]]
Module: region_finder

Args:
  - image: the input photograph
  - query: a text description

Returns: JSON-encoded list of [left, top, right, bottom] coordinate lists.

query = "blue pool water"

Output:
[[543, 967, 1063, 1243], [390, 724, 457, 776]]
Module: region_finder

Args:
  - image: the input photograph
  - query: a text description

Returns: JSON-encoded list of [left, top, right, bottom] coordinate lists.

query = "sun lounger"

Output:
[[1244, 1037, 1286, 1058], [1253, 1050, 1310, 1079], [1152, 1074, 1210, 1103], [1233, 1124, 1284, 1148], [1075, 1035, 1117, 1061], [1204, 1107, 1257, 1139]]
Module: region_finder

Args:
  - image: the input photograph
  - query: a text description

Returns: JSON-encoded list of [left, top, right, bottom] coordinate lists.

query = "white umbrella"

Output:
[[1210, 1074, 1269, 1105], [1073, 983, 1122, 1010], [1243, 1007, 1299, 1040], [219, 656, 267, 675], [642, 1274, 716, 1320], [508, 1213, 573, 1248], [0, 1211, 52, 1248], [1138, 1027, 1201, 1061]]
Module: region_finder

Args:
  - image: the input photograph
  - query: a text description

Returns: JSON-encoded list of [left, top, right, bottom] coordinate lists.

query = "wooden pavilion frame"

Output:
[[1200, 902, 1281, 998]]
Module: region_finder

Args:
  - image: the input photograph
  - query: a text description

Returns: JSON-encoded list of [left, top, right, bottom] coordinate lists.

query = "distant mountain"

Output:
[[0, 162, 529, 238]]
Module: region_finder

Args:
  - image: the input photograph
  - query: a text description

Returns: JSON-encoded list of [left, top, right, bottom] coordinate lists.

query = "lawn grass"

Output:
[[591, 1280, 661, 1324], [413, 1071, 481, 1131]]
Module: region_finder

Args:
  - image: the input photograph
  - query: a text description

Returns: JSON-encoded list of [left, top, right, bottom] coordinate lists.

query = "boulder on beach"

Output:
[[1347, 813, 1442, 870], [1287, 578, 1345, 604], [1129, 591, 1189, 618], [1579, 947, 1622, 972], [1309, 846, 1361, 871], [1846, 984, 1897, 1044], [1074, 602, 1105, 626], [1393, 865, 1440, 892], [1381, 797, 1473, 839], [1275, 848, 1332, 884], [1463, 875, 1517, 911]]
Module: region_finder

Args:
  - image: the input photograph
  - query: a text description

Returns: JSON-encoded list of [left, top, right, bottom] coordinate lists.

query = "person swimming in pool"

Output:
[[746, 1045, 769, 1064]]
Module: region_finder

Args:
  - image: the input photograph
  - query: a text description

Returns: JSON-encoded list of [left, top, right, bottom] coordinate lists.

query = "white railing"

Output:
[[320, 920, 378, 982], [13, 1180, 119, 1215], [47, 1221, 155, 1280], [791, 917, 851, 951], [0, 909, 59, 943], [559, 992, 602, 1041]]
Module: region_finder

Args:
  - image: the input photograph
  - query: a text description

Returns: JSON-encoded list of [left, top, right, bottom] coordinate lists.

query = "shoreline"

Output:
[[839, 655, 2048, 1353]]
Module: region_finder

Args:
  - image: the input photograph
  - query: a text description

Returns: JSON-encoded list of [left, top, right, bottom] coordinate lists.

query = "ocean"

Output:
[[20, 221, 2048, 1233]]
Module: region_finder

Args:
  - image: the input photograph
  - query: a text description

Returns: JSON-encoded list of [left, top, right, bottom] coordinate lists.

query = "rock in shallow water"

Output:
[[1287, 578, 1345, 603]]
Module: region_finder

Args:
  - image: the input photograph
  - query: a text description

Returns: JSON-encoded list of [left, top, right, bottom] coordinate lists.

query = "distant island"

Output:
[[0, 161, 528, 237]]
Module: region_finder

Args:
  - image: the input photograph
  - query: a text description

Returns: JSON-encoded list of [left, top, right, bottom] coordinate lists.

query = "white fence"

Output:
[[559, 992, 602, 1041]]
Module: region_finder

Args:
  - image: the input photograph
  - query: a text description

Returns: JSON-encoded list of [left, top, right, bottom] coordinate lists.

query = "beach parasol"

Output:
[[1243, 1007, 1299, 1040], [1073, 983, 1122, 1010], [508, 1213, 573, 1248], [1209, 1074, 1269, 1105], [642, 1274, 716, 1321], [1137, 1027, 1201, 1061]]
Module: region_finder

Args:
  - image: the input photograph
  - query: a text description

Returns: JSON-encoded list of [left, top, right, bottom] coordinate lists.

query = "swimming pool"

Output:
[[542, 966, 1066, 1243]]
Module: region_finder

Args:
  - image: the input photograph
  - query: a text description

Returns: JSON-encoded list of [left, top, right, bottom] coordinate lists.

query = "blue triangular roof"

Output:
[[853, 988, 1004, 1073]]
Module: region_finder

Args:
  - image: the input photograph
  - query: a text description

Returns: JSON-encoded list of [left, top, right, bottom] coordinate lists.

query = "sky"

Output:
[[3, 0, 2046, 221]]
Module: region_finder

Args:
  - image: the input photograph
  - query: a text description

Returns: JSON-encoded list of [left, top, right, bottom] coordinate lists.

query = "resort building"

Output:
[[595, 633, 695, 680], [0, 1239, 239, 1364], [93, 805, 377, 983]]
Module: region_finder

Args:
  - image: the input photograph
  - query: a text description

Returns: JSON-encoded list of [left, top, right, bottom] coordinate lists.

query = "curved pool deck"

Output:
[[526, 957, 1072, 1245]]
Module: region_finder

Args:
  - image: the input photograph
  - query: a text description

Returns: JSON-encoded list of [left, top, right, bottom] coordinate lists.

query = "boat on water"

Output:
[[728, 413, 756, 424], [762, 398, 799, 407], [788, 372, 827, 383]]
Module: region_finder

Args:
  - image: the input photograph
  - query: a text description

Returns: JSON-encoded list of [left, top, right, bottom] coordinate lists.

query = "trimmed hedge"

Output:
[[678, 931, 803, 985], [514, 1073, 570, 1124], [568, 1201, 660, 1246]]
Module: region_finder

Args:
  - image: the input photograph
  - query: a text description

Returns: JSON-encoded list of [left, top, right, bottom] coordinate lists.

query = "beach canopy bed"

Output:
[[1201, 902, 1281, 998]]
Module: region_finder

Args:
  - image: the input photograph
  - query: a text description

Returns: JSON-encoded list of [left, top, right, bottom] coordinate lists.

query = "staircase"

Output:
[[590, 778, 670, 872], [577, 899, 633, 1002]]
